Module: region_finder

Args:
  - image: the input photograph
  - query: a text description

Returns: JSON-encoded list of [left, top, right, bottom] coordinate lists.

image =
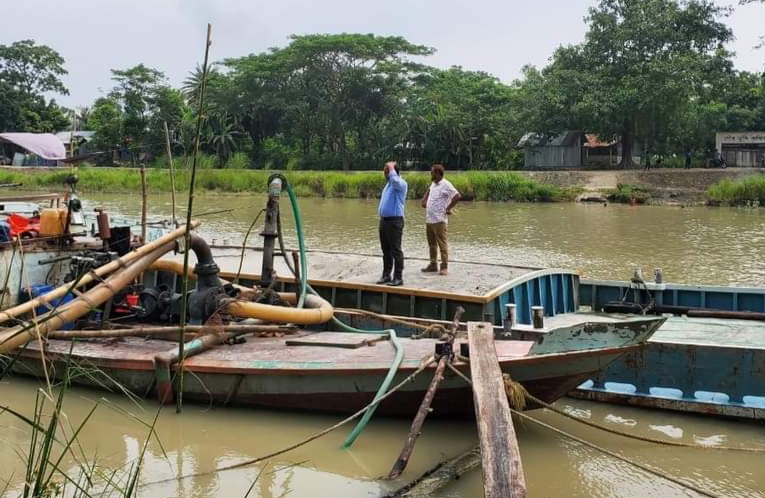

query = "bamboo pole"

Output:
[[387, 355, 450, 479], [139, 161, 147, 246], [0, 222, 199, 326], [387, 307, 463, 479], [384, 448, 481, 498], [163, 120, 178, 226], [46, 323, 297, 339], [177, 23, 213, 413], [0, 243, 174, 353]]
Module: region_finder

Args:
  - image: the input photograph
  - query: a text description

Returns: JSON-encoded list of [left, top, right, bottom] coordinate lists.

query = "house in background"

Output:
[[55, 131, 96, 158], [715, 131, 765, 167], [0, 132, 66, 166], [518, 130, 640, 169]]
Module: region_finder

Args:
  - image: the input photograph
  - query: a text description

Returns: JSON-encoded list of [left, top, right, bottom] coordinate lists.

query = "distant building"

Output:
[[518, 130, 640, 170], [0, 132, 66, 166], [715, 132, 765, 167], [55, 131, 96, 157]]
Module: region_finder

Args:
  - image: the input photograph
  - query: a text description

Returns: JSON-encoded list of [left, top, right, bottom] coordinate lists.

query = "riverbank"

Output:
[[525, 167, 765, 205], [2, 165, 764, 205]]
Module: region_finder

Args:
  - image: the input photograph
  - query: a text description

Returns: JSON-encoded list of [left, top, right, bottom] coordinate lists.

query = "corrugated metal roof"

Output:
[[55, 131, 95, 143]]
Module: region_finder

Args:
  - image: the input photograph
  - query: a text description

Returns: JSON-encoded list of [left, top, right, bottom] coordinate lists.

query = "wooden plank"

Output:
[[468, 321, 527, 498]]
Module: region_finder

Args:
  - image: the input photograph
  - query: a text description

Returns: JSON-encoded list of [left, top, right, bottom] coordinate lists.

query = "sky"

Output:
[[2, 0, 763, 110]]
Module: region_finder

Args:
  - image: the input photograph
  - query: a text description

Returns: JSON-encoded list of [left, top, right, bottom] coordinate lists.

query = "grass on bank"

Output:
[[707, 176, 765, 207], [0, 165, 576, 202]]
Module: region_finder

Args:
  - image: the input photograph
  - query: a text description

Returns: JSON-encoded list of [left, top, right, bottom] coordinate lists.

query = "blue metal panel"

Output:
[[550, 275, 565, 315], [584, 342, 764, 403], [739, 293, 765, 312], [540, 276, 551, 315], [561, 274, 571, 312], [579, 279, 765, 314], [705, 291, 735, 311], [514, 286, 530, 325]]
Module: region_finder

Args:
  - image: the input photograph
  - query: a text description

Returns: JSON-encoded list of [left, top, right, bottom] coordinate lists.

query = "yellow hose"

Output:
[[226, 294, 333, 325], [149, 259, 334, 325]]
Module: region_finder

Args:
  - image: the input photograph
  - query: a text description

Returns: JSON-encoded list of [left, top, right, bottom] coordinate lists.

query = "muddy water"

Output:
[[85, 193, 765, 286], [3, 193, 765, 497], [2, 378, 763, 498]]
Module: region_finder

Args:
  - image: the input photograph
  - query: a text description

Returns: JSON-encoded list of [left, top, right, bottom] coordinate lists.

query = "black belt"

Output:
[[382, 216, 403, 221]]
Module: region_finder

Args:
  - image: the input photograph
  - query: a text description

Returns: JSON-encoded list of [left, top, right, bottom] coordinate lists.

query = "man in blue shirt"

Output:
[[377, 161, 408, 286]]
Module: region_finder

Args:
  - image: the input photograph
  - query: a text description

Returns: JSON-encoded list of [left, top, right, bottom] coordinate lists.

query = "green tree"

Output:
[[108, 64, 187, 160], [525, 0, 734, 167], [88, 97, 123, 164], [0, 40, 69, 132], [223, 33, 433, 170], [407, 67, 517, 169]]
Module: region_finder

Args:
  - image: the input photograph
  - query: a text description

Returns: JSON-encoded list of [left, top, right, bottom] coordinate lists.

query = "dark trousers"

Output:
[[379, 217, 404, 279]]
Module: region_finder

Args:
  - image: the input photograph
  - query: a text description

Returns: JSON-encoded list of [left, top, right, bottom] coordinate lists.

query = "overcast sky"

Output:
[[2, 0, 763, 109]]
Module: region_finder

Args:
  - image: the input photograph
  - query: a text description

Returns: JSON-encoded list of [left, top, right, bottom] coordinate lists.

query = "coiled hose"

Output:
[[280, 179, 404, 447]]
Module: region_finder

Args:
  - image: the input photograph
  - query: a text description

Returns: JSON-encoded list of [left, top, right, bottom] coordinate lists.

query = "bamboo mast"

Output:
[[140, 162, 147, 246], [177, 23, 213, 413], [163, 120, 178, 226]]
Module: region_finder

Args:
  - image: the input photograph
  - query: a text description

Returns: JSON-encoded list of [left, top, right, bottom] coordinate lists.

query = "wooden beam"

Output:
[[388, 354, 449, 479], [468, 321, 527, 498], [384, 447, 481, 497]]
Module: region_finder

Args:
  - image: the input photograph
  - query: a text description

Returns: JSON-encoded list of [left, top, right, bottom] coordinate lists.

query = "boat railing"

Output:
[[580, 278, 765, 314]]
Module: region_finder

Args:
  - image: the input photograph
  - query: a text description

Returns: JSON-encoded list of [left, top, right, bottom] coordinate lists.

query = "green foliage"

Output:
[[88, 97, 123, 163], [460, 172, 564, 201], [3, 19, 763, 172], [405, 67, 518, 170], [1, 167, 564, 203], [606, 183, 652, 204], [707, 176, 765, 206], [0, 40, 70, 132], [224, 151, 251, 169], [521, 0, 736, 165]]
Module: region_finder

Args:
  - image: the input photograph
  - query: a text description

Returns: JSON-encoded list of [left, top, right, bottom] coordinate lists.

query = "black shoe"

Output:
[[387, 278, 404, 287], [376, 275, 391, 284]]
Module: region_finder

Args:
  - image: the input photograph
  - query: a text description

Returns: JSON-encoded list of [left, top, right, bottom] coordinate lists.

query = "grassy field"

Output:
[[4, 165, 765, 205], [0, 166, 578, 202]]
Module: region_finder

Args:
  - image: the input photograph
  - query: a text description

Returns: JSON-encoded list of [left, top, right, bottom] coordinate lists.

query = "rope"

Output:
[[334, 307, 434, 332], [139, 354, 437, 489], [511, 381, 765, 453], [510, 410, 727, 498], [451, 364, 762, 498]]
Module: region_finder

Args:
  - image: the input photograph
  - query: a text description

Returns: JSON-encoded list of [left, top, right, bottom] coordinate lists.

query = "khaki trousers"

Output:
[[425, 222, 448, 269]]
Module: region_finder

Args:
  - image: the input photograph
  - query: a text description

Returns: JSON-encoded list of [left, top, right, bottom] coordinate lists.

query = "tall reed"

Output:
[[0, 362, 160, 498]]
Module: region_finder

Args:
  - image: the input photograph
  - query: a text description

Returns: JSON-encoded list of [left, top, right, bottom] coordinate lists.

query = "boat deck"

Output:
[[650, 315, 765, 347], [185, 247, 545, 297], [158, 247, 581, 326]]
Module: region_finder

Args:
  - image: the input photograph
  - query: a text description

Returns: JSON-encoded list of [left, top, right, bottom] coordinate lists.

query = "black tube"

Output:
[[188, 234, 215, 266], [188, 234, 219, 290]]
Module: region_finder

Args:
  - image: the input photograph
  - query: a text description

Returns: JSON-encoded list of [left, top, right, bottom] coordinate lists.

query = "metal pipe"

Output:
[[0, 242, 176, 353], [532, 306, 544, 329], [0, 222, 199, 326]]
